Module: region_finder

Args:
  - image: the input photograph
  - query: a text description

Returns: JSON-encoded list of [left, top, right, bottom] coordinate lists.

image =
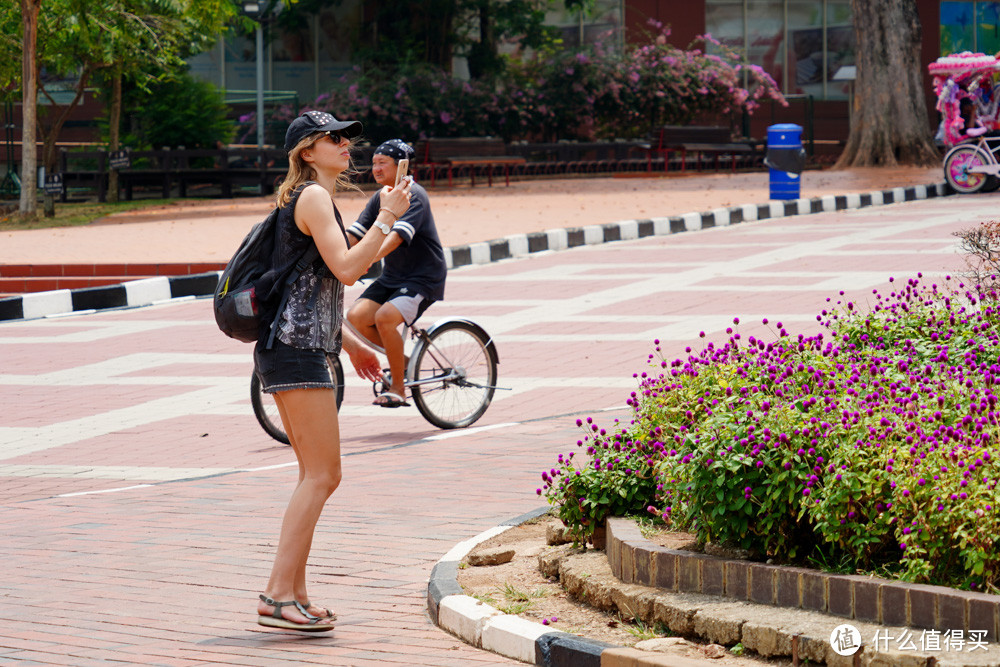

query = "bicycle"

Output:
[[943, 133, 1000, 194], [250, 317, 500, 443]]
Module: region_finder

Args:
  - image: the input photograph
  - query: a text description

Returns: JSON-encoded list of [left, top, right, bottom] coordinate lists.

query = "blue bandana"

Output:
[[374, 139, 415, 162]]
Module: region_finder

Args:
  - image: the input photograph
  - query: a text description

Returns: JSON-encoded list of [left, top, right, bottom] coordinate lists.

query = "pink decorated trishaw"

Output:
[[930, 52, 1000, 194]]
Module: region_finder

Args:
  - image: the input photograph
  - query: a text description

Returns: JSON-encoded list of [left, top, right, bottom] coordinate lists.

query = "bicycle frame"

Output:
[[405, 317, 499, 389], [958, 135, 1000, 176], [343, 317, 500, 388], [254, 316, 501, 437]]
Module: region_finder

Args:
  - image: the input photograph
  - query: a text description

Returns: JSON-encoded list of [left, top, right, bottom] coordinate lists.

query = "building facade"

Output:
[[188, 1, 998, 143]]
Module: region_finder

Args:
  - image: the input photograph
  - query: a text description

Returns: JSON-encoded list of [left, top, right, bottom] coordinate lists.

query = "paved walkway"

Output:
[[0, 167, 941, 265], [0, 191, 994, 665]]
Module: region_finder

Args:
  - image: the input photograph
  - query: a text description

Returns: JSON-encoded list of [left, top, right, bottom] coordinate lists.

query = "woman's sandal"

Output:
[[257, 594, 334, 632], [301, 601, 337, 621]]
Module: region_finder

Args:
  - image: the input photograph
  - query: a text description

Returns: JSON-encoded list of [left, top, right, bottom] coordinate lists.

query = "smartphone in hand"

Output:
[[394, 159, 409, 187]]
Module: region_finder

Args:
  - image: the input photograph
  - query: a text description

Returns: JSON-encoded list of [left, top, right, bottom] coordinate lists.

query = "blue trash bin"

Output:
[[767, 124, 804, 200]]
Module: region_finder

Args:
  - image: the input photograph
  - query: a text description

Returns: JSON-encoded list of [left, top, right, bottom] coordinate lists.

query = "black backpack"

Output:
[[213, 206, 319, 348]]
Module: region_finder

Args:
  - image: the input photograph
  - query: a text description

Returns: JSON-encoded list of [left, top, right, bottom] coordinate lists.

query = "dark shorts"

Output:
[[357, 281, 434, 326], [254, 338, 335, 394]]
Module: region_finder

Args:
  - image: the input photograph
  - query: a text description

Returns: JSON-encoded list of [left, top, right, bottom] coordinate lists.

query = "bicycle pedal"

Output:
[[372, 370, 393, 398]]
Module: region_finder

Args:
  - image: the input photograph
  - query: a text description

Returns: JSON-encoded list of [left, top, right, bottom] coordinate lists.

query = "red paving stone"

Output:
[[0, 193, 996, 665]]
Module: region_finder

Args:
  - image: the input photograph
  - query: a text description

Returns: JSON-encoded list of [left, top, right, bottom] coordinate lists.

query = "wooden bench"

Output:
[[173, 148, 288, 198], [58, 147, 289, 201], [643, 126, 761, 173], [416, 138, 526, 187]]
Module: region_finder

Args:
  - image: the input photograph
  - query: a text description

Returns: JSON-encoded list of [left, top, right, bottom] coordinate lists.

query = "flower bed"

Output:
[[541, 274, 1000, 592]]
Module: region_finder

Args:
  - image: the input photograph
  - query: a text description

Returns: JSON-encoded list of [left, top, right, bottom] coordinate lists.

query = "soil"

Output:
[[456, 516, 793, 666]]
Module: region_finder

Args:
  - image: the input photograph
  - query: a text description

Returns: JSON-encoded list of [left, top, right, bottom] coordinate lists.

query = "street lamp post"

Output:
[[242, 1, 265, 150]]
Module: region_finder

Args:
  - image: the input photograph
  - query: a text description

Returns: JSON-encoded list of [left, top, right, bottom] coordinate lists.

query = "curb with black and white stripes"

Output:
[[0, 182, 952, 322], [0, 273, 218, 322], [429, 508, 712, 667], [427, 507, 620, 667]]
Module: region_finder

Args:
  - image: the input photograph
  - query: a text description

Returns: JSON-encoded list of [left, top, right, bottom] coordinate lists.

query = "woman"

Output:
[[254, 110, 411, 632]]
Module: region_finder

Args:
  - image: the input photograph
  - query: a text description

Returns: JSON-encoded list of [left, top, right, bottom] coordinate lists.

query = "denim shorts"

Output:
[[254, 338, 335, 394]]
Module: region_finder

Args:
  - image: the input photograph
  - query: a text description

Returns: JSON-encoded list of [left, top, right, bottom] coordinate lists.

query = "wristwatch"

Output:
[[373, 220, 392, 235]]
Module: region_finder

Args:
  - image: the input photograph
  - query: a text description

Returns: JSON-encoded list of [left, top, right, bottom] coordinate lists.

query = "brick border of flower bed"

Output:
[[0, 182, 952, 322], [427, 506, 709, 667], [605, 517, 1000, 641]]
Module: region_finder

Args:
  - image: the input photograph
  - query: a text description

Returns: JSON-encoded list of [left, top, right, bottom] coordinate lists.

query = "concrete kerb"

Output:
[[427, 506, 621, 667], [0, 182, 952, 322], [430, 507, 713, 667], [446, 507, 1000, 667]]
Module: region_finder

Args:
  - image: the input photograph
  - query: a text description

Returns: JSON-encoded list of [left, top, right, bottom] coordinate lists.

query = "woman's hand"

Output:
[[347, 345, 382, 382], [379, 177, 412, 220], [341, 323, 382, 382]]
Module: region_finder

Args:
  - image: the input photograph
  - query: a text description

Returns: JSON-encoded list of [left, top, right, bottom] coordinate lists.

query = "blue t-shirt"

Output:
[[347, 182, 446, 302]]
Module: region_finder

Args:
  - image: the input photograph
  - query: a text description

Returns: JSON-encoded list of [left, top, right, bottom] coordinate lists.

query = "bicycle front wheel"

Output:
[[410, 321, 498, 429], [250, 353, 345, 445]]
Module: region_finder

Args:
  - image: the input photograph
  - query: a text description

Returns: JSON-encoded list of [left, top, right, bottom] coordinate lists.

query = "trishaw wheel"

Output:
[[944, 145, 993, 194]]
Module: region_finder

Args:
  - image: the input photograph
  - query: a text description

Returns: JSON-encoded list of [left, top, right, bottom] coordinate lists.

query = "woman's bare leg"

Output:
[[256, 387, 341, 625], [271, 395, 332, 618]]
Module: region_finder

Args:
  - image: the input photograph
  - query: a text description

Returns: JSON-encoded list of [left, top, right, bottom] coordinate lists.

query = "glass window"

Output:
[[788, 0, 824, 96], [977, 1, 1000, 54], [706, 0, 746, 53], [747, 0, 785, 91], [705, 0, 855, 100], [941, 2, 976, 52], [826, 1, 854, 100]]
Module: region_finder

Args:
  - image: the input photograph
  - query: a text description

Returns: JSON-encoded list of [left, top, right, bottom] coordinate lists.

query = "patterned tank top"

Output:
[[273, 185, 349, 354]]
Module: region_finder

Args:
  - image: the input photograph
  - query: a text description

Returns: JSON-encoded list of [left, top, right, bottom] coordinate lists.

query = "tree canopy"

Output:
[[275, 0, 584, 81], [0, 0, 237, 214]]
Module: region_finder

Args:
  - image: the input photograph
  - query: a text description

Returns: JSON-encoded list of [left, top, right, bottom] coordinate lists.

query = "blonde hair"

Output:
[[275, 132, 361, 208]]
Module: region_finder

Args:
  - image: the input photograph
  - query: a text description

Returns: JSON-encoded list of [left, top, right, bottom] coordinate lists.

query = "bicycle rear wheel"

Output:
[[410, 321, 498, 429], [250, 354, 344, 445], [944, 144, 993, 194]]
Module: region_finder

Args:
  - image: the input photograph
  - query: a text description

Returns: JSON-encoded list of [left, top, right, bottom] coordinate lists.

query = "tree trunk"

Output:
[[18, 0, 41, 216], [834, 0, 940, 168], [466, 1, 501, 82], [108, 64, 122, 204]]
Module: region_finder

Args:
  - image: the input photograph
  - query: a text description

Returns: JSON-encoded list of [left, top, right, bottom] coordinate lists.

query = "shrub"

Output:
[[541, 274, 1000, 591], [539, 425, 660, 543], [120, 72, 234, 150], [266, 21, 785, 145], [592, 24, 784, 138], [954, 220, 1000, 297]]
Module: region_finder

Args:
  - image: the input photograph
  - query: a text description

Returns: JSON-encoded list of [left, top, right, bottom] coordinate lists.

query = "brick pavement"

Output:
[[0, 193, 994, 665]]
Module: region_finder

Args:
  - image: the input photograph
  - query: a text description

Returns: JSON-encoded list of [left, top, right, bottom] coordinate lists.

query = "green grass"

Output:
[[497, 582, 548, 603], [623, 617, 669, 641], [0, 198, 197, 231], [472, 583, 549, 615], [497, 600, 533, 614], [631, 514, 669, 541], [472, 593, 498, 606]]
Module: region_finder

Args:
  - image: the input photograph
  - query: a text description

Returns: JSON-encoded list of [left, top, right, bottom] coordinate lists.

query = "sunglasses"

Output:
[[323, 130, 349, 144]]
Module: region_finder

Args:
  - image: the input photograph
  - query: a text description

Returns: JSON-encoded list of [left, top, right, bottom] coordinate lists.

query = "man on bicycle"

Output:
[[346, 139, 447, 407]]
